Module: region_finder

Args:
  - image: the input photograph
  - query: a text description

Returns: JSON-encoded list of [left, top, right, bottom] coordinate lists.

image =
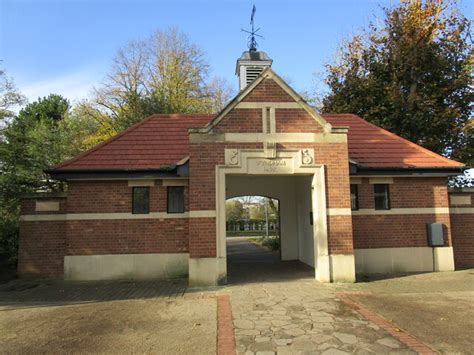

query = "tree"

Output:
[[321, 0, 473, 167], [84, 28, 234, 136], [0, 68, 26, 122], [0, 94, 83, 262], [226, 199, 244, 222]]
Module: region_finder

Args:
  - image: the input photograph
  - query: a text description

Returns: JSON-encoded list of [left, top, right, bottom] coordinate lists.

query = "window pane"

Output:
[[350, 184, 359, 210], [168, 187, 184, 213], [374, 184, 390, 210], [133, 187, 150, 214]]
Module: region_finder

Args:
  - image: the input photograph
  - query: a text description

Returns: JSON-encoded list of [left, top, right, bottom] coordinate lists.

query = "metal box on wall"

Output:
[[427, 223, 445, 247]]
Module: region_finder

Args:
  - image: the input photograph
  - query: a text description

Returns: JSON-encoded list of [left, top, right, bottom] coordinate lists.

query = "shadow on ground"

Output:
[[226, 237, 315, 285], [0, 278, 188, 309]]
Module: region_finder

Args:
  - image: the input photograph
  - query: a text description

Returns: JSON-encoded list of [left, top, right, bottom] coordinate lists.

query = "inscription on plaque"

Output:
[[248, 158, 294, 174]]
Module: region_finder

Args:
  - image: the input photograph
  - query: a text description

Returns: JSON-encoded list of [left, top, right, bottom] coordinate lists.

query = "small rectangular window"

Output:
[[167, 186, 185, 213], [132, 187, 150, 214], [350, 184, 359, 211], [374, 184, 390, 210]]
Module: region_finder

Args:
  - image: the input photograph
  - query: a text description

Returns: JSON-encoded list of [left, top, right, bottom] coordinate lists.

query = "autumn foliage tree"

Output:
[[322, 0, 473, 167], [82, 28, 233, 142]]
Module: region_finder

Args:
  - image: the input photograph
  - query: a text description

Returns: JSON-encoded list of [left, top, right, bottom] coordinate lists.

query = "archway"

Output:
[[225, 176, 315, 283]]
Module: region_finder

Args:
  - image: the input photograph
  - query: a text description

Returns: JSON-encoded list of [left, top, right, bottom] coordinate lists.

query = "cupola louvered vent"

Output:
[[236, 50, 273, 90], [246, 66, 264, 84]]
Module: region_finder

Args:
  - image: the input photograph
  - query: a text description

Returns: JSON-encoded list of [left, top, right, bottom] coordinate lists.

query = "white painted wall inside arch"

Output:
[[226, 175, 315, 267]]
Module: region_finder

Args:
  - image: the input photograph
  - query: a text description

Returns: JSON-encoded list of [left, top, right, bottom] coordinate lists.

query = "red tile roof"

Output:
[[323, 114, 463, 168], [52, 113, 463, 172], [53, 114, 214, 171]]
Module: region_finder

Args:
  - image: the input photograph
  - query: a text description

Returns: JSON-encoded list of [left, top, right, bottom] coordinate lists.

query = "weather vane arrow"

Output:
[[242, 4, 263, 51]]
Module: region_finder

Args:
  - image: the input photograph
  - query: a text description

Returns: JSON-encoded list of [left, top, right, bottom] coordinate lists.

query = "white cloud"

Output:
[[19, 69, 101, 104]]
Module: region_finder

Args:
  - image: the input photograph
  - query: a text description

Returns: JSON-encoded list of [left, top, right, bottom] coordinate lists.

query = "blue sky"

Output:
[[1, 0, 471, 103]]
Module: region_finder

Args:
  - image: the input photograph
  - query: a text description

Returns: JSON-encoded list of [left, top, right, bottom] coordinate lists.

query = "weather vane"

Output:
[[242, 5, 263, 51]]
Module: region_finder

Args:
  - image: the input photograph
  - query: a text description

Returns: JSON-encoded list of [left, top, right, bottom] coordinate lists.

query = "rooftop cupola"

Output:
[[236, 49, 273, 90], [237, 5, 272, 90]]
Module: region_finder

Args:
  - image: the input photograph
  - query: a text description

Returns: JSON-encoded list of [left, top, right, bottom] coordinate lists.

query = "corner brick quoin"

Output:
[[337, 293, 437, 355]]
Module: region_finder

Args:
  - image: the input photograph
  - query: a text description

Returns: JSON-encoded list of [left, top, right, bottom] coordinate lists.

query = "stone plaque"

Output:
[[248, 158, 294, 174], [35, 201, 60, 212]]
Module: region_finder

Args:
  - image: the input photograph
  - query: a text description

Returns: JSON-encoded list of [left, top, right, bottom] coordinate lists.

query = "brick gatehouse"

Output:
[[18, 49, 473, 285]]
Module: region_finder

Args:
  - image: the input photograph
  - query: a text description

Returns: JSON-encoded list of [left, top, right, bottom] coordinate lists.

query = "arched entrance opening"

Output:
[[225, 176, 315, 284]]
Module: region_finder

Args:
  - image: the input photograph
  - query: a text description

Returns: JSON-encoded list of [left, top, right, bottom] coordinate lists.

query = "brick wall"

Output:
[[281, 142, 353, 254], [18, 196, 67, 278], [242, 78, 294, 102], [21, 196, 67, 215], [18, 182, 191, 278], [353, 214, 452, 249], [187, 75, 354, 257], [66, 219, 188, 255], [355, 177, 449, 209], [352, 177, 452, 249], [276, 109, 323, 133], [449, 189, 474, 269], [214, 109, 262, 133], [188, 143, 257, 258], [188, 140, 354, 256], [67, 180, 186, 213], [65, 180, 190, 256], [188, 218, 216, 258]]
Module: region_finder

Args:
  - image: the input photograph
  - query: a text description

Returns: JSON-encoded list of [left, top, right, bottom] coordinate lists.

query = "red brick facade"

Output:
[[18, 196, 67, 278], [242, 78, 294, 102], [449, 190, 474, 269], [275, 109, 324, 133], [352, 177, 453, 249], [18, 182, 190, 278], [214, 109, 262, 133], [17, 74, 470, 281]]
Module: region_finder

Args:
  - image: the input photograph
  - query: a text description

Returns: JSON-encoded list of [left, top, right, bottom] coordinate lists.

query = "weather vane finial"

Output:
[[241, 4, 263, 51]]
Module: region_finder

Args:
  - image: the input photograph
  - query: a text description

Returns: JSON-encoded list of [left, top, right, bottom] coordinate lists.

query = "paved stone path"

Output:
[[224, 238, 414, 354], [227, 281, 414, 354], [0, 279, 187, 306]]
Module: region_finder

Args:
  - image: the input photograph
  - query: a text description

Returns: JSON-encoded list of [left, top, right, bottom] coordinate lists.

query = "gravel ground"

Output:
[[345, 269, 474, 354], [0, 297, 216, 354], [0, 245, 472, 355]]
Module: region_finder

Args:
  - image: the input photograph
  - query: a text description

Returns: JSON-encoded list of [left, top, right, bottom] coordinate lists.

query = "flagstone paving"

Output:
[[226, 281, 415, 355]]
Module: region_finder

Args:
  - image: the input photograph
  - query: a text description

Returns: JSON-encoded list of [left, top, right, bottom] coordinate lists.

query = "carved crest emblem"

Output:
[[225, 149, 241, 166], [301, 149, 314, 165]]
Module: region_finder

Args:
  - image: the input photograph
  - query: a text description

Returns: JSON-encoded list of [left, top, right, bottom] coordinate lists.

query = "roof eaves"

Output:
[[47, 166, 181, 181], [352, 165, 465, 176]]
